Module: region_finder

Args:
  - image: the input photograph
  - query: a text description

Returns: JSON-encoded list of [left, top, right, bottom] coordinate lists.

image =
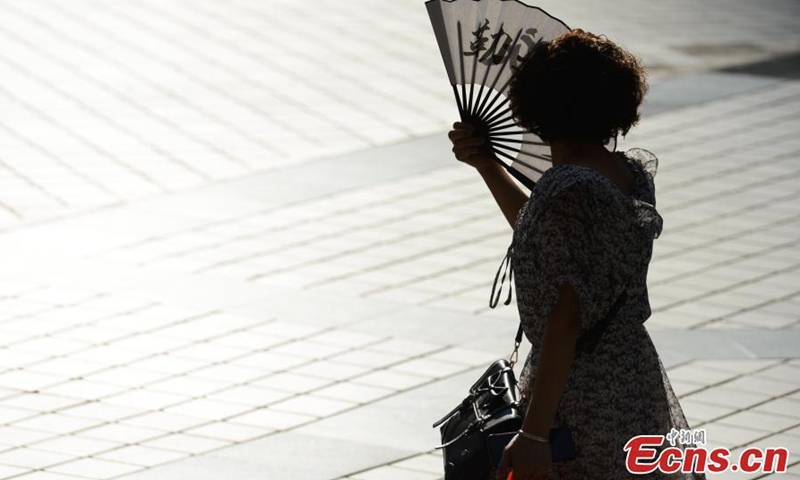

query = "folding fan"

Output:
[[426, 0, 615, 189]]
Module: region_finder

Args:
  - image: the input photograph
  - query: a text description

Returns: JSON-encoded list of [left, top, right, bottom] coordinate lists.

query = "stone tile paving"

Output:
[[344, 359, 800, 480], [0, 0, 798, 229], [532, 0, 800, 77], [0, 0, 453, 229], [0, 77, 797, 478], [0, 0, 798, 478], [0, 282, 505, 478], [83, 80, 800, 330]]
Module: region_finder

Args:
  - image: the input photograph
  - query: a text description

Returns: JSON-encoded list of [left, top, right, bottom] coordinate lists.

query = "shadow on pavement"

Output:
[[719, 50, 800, 79]]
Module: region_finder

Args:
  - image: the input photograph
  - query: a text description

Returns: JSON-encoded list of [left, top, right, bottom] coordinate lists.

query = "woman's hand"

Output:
[[450, 120, 528, 228], [448, 121, 497, 172], [494, 435, 552, 480]]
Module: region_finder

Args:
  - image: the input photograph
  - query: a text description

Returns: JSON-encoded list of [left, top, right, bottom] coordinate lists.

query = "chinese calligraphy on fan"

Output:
[[463, 19, 543, 67]]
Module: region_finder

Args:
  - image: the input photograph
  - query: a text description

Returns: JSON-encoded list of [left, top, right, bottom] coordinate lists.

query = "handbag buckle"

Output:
[[508, 340, 520, 367]]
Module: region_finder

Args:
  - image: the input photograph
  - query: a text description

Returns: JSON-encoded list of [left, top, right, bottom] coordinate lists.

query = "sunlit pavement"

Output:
[[0, 1, 799, 479]]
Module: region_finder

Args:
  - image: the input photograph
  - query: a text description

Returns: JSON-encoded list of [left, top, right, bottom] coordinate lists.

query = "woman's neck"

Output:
[[550, 137, 635, 195], [550, 138, 615, 167]]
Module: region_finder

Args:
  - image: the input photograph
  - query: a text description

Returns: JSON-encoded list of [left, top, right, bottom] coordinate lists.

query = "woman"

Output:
[[449, 30, 705, 479]]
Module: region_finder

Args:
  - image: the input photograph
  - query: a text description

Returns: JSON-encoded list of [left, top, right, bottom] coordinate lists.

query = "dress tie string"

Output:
[[489, 242, 514, 308]]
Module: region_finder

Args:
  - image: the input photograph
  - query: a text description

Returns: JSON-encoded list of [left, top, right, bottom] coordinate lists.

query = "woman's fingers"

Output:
[[448, 128, 477, 141], [451, 142, 485, 162], [449, 134, 485, 154], [526, 464, 549, 479], [495, 441, 551, 480], [452, 139, 486, 156], [448, 121, 478, 141], [509, 468, 544, 480], [448, 121, 496, 170], [451, 136, 485, 147], [452, 146, 479, 161], [495, 450, 511, 480], [447, 130, 465, 141]]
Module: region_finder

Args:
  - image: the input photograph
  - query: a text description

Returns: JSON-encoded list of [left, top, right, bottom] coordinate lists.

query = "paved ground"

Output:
[[0, 0, 799, 479]]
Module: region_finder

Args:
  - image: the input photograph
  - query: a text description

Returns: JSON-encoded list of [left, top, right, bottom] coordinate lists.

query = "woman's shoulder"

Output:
[[622, 147, 659, 180], [532, 162, 613, 206], [534, 147, 659, 197]]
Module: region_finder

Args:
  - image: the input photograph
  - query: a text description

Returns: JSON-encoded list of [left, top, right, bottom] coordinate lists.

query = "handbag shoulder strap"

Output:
[[491, 240, 628, 363], [510, 289, 628, 363]]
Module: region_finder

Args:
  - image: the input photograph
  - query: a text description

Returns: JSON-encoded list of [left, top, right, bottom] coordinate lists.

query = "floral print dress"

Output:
[[504, 148, 705, 479]]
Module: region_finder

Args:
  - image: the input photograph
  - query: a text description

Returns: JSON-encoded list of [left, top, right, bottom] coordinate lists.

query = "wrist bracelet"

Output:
[[517, 429, 549, 443]]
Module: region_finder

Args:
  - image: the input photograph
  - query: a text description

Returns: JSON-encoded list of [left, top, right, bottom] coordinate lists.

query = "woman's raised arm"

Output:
[[448, 122, 529, 228]]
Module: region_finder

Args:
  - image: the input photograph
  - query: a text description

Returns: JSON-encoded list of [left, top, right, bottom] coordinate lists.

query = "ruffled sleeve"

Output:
[[626, 148, 659, 202], [625, 148, 664, 239], [627, 147, 658, 179]]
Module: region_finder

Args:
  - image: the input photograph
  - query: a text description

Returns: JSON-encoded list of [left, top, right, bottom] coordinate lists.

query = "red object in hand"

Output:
[[506, 471, 513, 480]]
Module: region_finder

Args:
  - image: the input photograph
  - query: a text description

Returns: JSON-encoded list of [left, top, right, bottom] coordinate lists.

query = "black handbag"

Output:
[[432, 246, 628, 480]]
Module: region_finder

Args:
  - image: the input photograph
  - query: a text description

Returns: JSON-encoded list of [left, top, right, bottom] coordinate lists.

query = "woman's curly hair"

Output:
[[507, 29, 648, 144]]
